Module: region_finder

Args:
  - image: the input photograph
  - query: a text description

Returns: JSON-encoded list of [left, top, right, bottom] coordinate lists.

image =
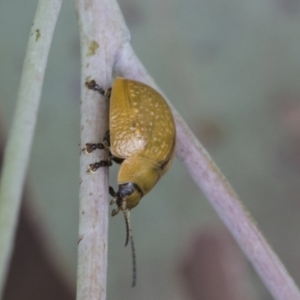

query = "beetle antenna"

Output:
[[124, 210, 137, 287], [130, 235, 137, 287], [124, 211, 130, 247]]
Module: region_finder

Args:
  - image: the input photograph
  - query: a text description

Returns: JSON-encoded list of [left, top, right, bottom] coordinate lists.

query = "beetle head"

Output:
[[111, 182, 143, 212], [109, 182, 143, 215]]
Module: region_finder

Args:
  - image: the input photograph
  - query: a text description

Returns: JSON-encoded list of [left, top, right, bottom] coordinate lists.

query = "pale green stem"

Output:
[[74, 0, 130, 299], [0, 0, 62, 297], [115, 44, 300, 300]]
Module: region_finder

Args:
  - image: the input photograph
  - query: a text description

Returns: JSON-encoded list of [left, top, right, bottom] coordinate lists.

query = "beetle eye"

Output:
[[118, 184, 134, 198]]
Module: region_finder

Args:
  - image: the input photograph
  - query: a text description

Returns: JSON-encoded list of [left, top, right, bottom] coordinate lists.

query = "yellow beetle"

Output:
[[85, 77, 176, 286]]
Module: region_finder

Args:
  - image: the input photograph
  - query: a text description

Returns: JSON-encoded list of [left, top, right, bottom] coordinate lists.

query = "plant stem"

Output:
[[115, 44, 300, 300], [0, 0, 62, 297], [74, 0, 130, 299]]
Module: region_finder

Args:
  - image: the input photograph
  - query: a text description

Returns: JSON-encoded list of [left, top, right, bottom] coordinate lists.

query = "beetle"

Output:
[[84, 77, 176, 286]]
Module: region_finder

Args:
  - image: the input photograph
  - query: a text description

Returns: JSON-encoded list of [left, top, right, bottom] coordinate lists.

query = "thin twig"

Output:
[[115, 45, 300, 300], [74, 0, 130, 299], [0, 0, 62, 297]]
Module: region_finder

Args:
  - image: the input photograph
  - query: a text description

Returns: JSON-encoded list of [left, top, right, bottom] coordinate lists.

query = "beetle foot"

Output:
[[112, 208, 120, 216], [85, 80, 112, 99], [84, 143, 105, 154], [85, 80, 105, 95], [88, 160, 112, 172]]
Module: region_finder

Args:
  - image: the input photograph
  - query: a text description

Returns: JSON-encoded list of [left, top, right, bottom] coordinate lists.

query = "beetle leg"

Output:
[[84, 131, 110, 153], [110, 198, 116, 205], [111, 207, 120, 216], [85, 80, 111, 99], [109, 187, 117, 205], [88, 159, 113, 172], [111, 156, 124, 165], [103, 130, 110, 147], [83, 143, 106, 154], [109, 187, 119, 211], [109, 186, 116, 197], [85, 80, 105, 95]]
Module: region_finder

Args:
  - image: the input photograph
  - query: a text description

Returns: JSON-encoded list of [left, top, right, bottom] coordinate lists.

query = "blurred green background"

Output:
[[1, 0, 300, 299]]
